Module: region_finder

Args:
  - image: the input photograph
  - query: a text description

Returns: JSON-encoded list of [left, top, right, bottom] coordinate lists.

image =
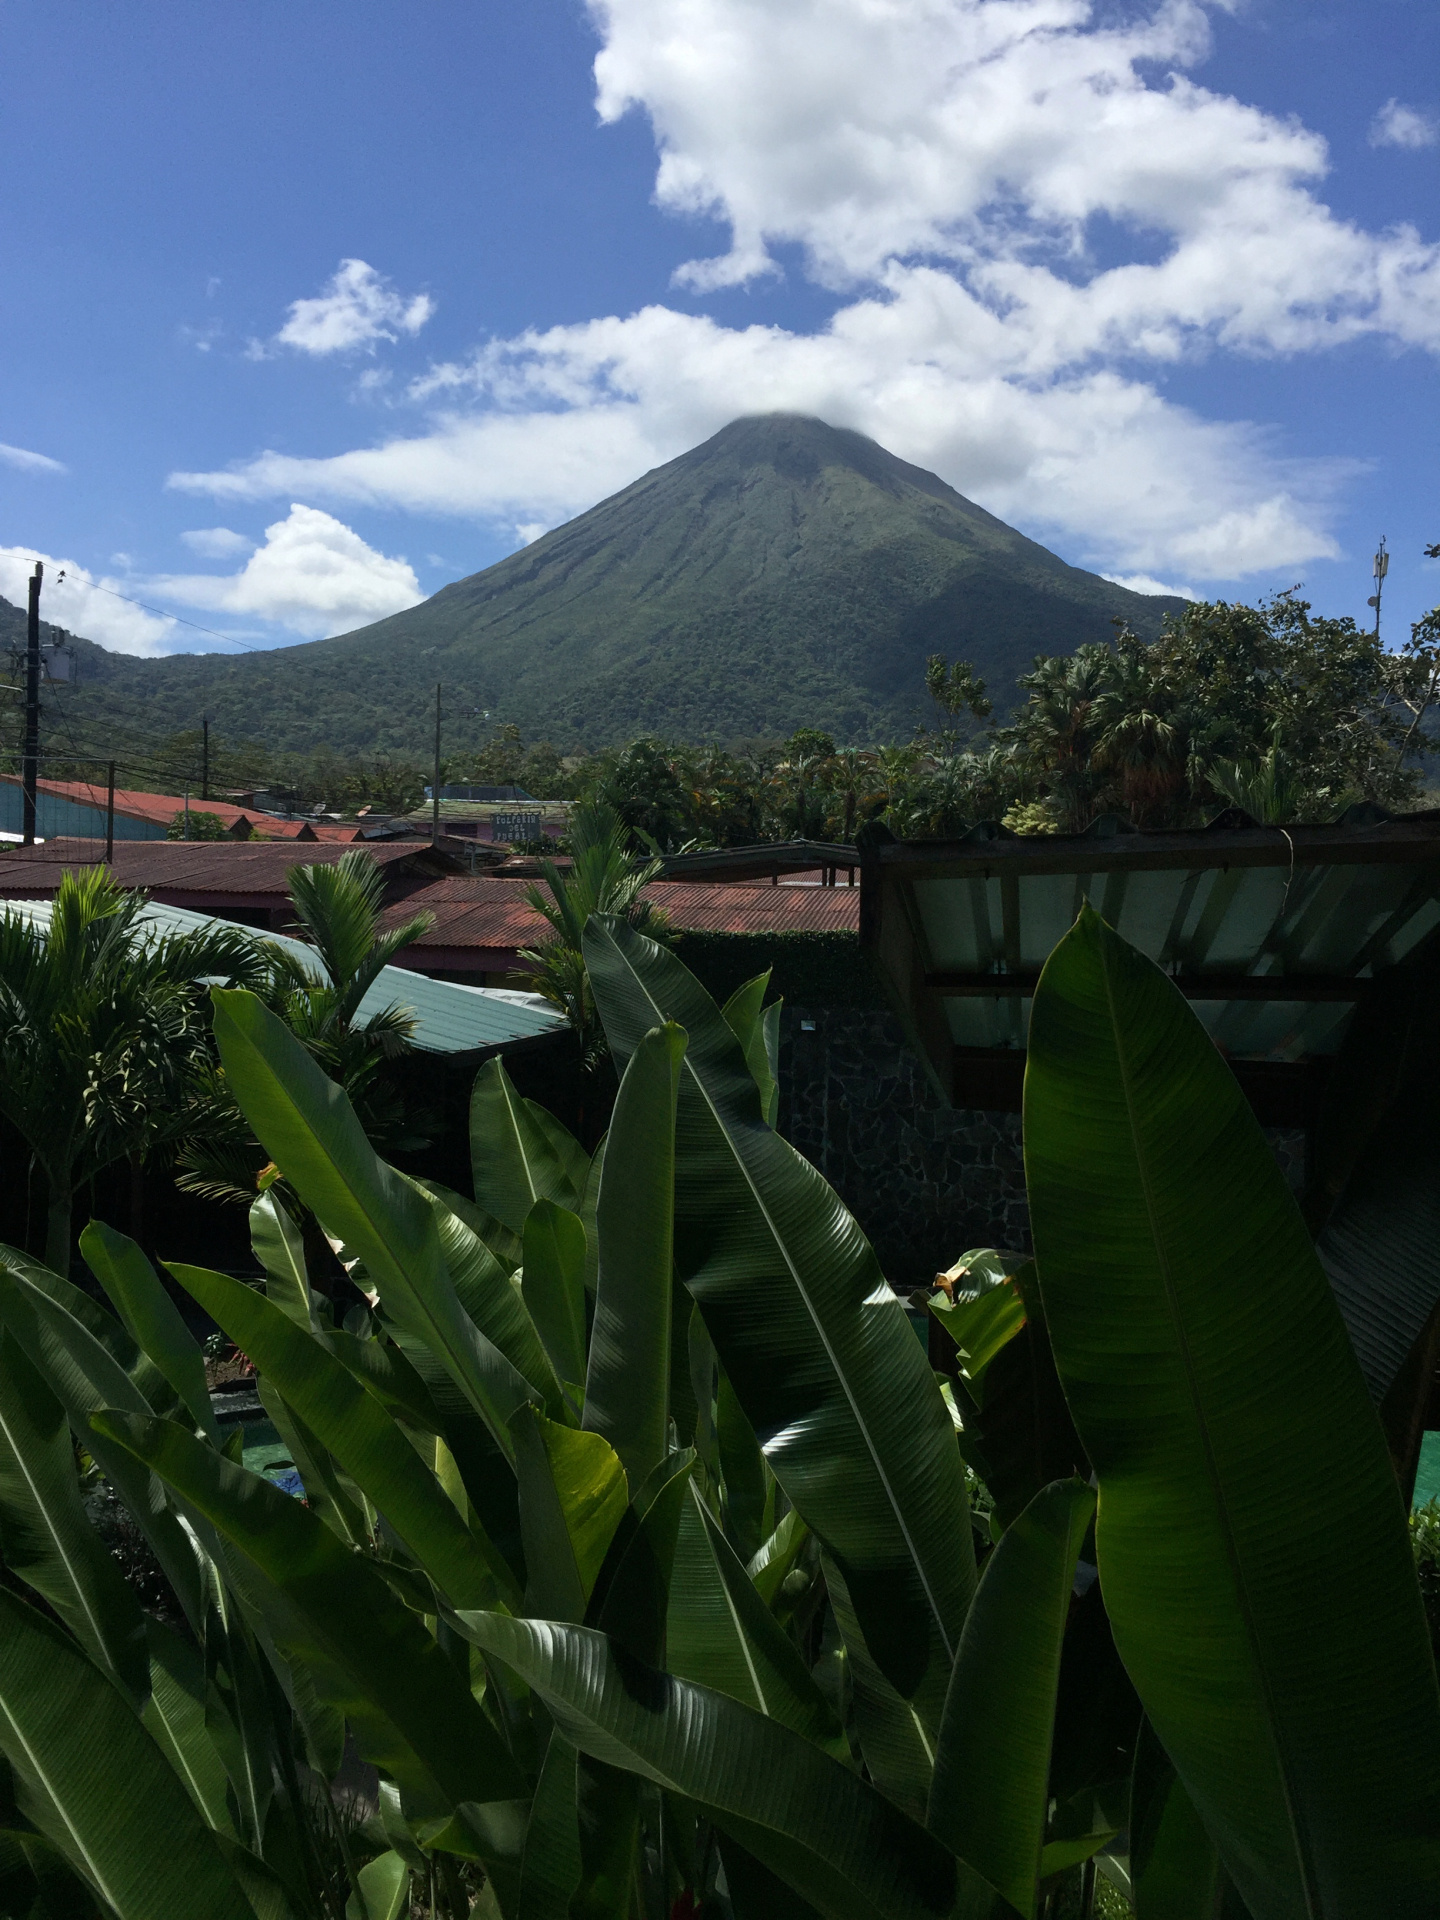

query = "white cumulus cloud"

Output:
[[1370, 99, 1439, 152], [154, 505, 423, 639], [169, 0, 1440, 585], [180, 526, 254, 559], [0, 442, 66, 475], [1103, 572, 1201, 600], [0, 550, 176, 653], [272, 259, 435, 356]]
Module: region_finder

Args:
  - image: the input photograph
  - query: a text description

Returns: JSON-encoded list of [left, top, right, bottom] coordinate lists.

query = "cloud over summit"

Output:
[[171, 1, 1440, 586]]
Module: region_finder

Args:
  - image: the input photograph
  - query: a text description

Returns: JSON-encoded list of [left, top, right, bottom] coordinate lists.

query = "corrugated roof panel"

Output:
[[0, 898, 563, 1054]]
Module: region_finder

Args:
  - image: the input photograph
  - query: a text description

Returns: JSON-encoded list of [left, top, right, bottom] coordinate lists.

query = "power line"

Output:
[[75, 580, 267, 653]]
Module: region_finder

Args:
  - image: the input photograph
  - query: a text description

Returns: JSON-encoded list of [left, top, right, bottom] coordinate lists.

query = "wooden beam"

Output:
[[927, 969, 1368, 1003]]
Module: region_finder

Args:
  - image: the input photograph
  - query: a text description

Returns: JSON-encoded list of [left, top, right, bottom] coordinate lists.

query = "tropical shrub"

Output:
[[0, 909, 1434, 1919]]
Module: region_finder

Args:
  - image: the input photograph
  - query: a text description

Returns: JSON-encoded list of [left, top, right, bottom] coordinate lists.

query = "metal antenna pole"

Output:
[[21, 563, 41, 845], [432, 681, 442, 847], [1370, 536, 1389, 640]]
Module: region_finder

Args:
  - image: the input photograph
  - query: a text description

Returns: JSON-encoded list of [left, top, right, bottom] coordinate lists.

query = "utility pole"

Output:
[[20, 562, 41, 845], [1369, 536, 1389, 640], [201, 715, 210, 800], [432, 681, 442, 847], [105, 761, 115, 864]]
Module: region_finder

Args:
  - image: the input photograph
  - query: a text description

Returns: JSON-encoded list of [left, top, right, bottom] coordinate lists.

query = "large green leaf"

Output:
[[247, 1194, 316, 1331], [0, 1264, 203, 1630], [582, 918, 974, 1722], [823, 1552, 933, 1821], [93, 1411, 525, 1816], [415, 1178, 523, 1273], [0, 1825, 101, 1920], [470, 1058, 583, 1234], [511, 1406, 628, 1621], [1129, 1719, 1233, 1920], [453, 1613, 995, 1920], [521, 1201, 588, 1397], [210, 988, 535, 1456], [722, 974, 779, 1128], [80, 1224, 215, 1439], [0, 1244, 185, 1426], [928, 1477, 1095, 1919], [667, 1481, 846, 1761], [411, 1179, 566, 1421], [517, 1734, 582, 1920], [141, 1620, 234, 1837], [0, 1327, 148, 1704], [0, 1584, 255, 1920], [168, 1261, 509, 1607], [583, 1023, 686, 1491], [1025, 905, 1440, 1917]]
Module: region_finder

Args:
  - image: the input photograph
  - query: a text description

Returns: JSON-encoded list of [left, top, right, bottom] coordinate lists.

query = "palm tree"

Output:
[[0, 868, 265, 1271], [175, 850, 434, 1206], [521, 800, 667, 1069]]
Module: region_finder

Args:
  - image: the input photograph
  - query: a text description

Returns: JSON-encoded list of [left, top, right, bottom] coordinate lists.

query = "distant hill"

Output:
[[49, 415, 1184, 754]]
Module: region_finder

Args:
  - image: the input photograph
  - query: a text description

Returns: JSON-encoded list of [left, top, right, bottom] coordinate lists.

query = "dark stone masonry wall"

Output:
[[777, 1005, 1306, 1291]]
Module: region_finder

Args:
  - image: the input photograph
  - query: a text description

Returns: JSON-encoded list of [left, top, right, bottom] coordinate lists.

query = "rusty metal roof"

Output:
[[386, 877, 860, 954], [0, 776, 361, 841]]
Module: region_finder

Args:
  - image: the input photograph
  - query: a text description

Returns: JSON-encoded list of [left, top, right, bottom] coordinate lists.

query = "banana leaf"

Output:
[[667, 1481, 846, 1761], [0, 1826, 101, 1920], [141, 1619, 235, 1838], [248, 1194, 316, 1331], [411, 1180, 567, 1421], [510, 1405, 628, 1621], [716, 1370, 767, 1564], [582, 917, 974, 1724], [453, 1612, 997, 1920], [587, 1451, 694, 1664], [822, 1553, 933, 1820], [0, 1326, 148, 1704], [0, 1244, 186, 1427], [470, 1058, 583, 1233], [210, 989, 537, 1456], [346, 1850, 409, 1920], [80, 1224, 215, 1438], [928, 1477, 1095, 1919], [517, 1735, 582, 1920], [415, 1178, 524, 1273], [0, 1584, 256, 1920], [521, 1201, 588, 1399], [584, 1023, 685, 1491], [1129, 1719, 1235, 1920], [721, 974, 779, 1127], [93, 1411, 525, 1816], [168, 1261, 509, 1607], [1025, 905, 1440, 1916], [747, 1508, 810, 1607], [0, 1264, 203, 1630]]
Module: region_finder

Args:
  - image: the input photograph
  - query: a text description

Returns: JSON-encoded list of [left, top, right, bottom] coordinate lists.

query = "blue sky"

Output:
[[0, 0, 1436, 658]]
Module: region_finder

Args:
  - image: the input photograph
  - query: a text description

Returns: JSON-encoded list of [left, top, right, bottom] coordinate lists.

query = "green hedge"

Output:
[[670, 930, 886, 1010]]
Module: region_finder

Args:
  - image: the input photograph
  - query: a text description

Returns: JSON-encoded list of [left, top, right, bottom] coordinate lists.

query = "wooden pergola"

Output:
[[860, 809, 1440, 1487]]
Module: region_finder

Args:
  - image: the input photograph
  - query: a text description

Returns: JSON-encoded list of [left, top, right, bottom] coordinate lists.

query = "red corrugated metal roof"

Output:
[[0, 775, 360, 842], [385, 877, 859, 951], [0, 839, 431, 898]]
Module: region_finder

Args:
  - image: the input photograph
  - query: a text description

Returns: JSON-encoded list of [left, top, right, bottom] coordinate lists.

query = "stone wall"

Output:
[[777, 1005, 1307, 1291]]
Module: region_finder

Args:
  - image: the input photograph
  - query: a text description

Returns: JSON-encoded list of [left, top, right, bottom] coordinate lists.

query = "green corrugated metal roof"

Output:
[[1, 898, 564, 1055]]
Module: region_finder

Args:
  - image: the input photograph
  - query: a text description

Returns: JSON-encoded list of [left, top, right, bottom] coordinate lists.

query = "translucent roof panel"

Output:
[[882, 816, 1440, 1071]]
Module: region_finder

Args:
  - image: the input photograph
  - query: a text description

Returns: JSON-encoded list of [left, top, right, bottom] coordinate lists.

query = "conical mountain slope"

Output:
[[62, 415, 1181, 752]]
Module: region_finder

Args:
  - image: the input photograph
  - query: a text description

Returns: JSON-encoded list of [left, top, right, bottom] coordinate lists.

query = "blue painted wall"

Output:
[[0, 787, 168, 841]]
